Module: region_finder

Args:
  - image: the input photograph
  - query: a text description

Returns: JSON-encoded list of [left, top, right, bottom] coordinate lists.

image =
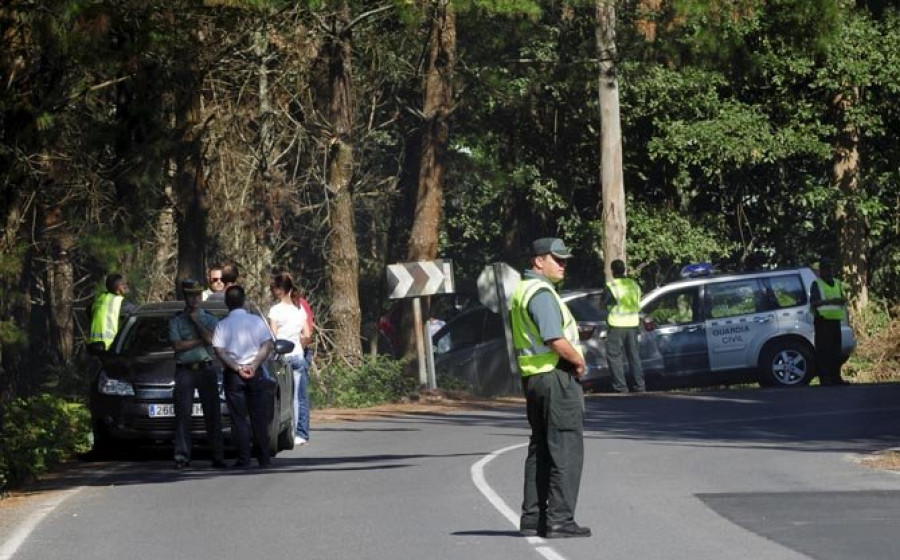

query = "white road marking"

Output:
[[471, 442, 572, 560], [0, 487, 82, 560]]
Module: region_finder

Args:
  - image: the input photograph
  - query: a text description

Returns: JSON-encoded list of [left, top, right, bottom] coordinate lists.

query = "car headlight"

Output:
[[98, 371, 135, 396]]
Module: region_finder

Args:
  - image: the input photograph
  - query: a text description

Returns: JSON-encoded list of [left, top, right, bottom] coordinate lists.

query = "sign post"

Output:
[[386, 260, 455, 390], [478, 263, 521, 383]]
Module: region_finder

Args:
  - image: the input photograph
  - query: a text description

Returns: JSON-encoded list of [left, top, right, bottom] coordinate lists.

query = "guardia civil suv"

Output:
[[640, 266, 856, 388]]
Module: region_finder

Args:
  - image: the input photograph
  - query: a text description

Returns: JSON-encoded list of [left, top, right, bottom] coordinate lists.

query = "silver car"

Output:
[[431, 289, 664, 396], [641, 266, 856, 387]]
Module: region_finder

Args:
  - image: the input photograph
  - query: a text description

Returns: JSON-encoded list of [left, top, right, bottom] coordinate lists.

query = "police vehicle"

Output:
[[640, 265, 856, 387]]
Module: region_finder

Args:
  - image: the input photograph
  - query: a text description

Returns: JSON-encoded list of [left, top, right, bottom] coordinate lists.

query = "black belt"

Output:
[[177, 361, 213, 370]]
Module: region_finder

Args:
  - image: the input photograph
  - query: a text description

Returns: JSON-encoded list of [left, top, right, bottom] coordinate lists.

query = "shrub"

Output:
[[0, 395, 92, 493], [311, 355, 417, 409], [845, 302, 900, 383]]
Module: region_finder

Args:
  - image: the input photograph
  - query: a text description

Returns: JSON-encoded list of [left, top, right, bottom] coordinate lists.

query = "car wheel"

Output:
[[278, 397, 296, 451], [268, 394, 281, 457], [758, 339, 814, 387]]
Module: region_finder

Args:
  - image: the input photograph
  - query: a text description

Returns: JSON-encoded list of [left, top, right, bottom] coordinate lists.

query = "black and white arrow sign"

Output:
[[386, 259, 455, 299]]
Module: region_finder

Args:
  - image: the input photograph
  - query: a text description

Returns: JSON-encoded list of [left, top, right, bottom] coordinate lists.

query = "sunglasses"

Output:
[[210, 277, 223, 283]]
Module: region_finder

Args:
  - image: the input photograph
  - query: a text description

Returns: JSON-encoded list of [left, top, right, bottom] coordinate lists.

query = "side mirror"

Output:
[[274, 339, 295, 355]]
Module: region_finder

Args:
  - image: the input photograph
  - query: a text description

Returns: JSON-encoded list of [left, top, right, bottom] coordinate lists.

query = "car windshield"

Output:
[[116, 308, 234, 357], [118, 316, 175, 357]]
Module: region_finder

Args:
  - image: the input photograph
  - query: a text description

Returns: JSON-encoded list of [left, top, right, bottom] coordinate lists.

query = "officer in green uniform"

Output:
[[168, 279, 225, 469], [511, 237, 591, 539], [810, 259, 849, 386], [604, 259, 645, 393]]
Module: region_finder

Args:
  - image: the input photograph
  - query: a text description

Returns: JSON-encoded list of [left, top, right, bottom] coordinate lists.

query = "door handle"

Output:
[[684, 325, 702, 333], [754, 315, 774, 323]]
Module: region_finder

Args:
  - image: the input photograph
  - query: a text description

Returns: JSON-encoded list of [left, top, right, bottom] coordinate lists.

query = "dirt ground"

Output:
[[311, 392, 523, 423]]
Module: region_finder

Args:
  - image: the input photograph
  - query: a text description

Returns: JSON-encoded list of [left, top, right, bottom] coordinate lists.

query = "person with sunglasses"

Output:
[[201, 265, 225, 301], [510, 237, 591, 539]]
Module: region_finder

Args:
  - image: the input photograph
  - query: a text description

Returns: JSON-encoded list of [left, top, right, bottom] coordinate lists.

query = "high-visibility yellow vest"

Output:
[[510, 278, 582, 377], [814, 279, 846, 321], [89, 293, 123, 349], [606, 278, 641, 327]]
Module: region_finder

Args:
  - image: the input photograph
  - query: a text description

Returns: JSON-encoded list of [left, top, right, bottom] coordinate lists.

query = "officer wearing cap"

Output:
[[511, 237, 591, 539], [810, 259, 850, 386], [168, 279, 225, 469]]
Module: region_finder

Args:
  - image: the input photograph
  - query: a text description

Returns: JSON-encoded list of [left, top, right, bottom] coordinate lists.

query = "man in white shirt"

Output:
[[212, 285, 275, 468]]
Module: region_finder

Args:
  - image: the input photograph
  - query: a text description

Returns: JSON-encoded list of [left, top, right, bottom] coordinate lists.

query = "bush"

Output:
[[0, 395, 92, 493], [311, 355, 418, 409], [846, 302, 900, 383]]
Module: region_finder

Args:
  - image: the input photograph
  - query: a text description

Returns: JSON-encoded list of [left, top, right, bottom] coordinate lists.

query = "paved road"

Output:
[[2, 384, 899, 560]]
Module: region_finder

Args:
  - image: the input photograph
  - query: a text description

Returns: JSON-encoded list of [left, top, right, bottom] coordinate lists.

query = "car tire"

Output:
[[268, 394, 281, 457], [758, 339, 814, 387], [278, 397, 296, 451]]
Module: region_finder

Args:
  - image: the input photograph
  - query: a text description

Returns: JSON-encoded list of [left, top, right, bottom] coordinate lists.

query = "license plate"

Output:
[[148, 403, 205, 418]]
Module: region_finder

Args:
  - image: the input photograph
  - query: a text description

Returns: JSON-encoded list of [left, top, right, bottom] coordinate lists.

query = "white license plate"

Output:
[[148, 403, 205, 418]]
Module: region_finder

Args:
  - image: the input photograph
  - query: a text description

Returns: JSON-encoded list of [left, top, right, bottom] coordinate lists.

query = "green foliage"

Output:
[[311, 356, 418, 409], [623, 203, 737, 284], [0, 395, 91, 492]]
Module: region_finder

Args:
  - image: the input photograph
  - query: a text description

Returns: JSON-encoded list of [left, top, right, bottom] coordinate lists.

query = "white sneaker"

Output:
[[294, 436, 307, 446]]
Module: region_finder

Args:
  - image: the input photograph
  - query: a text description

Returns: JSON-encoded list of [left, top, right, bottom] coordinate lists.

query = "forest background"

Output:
[[2, 0, 900, 472]]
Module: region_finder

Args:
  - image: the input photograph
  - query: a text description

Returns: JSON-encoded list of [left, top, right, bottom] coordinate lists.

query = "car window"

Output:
[[566, 293, 605, 322], [434, 308, 501, 354], [644, 288, 699, 325], [707, 280, 762, 319], [120, 316, 172, 356], [764, 274, 807, 309]]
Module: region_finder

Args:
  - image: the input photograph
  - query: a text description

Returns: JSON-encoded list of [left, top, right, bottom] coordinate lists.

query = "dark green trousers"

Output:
[[607, 325, 645, 393], [521, 368, 585, 528]]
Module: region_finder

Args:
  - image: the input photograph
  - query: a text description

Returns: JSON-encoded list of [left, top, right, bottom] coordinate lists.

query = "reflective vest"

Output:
[[510, 278, 583, 377], [814, 279, 846, 321], [89, 293, 123, 349], [606, 278, 641, 328]]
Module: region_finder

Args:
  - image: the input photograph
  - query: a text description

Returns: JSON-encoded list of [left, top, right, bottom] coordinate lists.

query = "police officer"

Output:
[[511, 237, 591, 539], [168, 279, 225, 469], [810, 259, 850, 386], [604, 259, 645, 393], [88, 273, 135, 350]]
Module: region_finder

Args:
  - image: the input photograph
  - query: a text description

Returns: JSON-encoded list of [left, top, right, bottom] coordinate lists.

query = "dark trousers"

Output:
[[173, 364, 223, 463], [607, 325, 645, 393], [815, 318, 844, 384], [224, 368, 274, 465], [521, 369, 585, 528]]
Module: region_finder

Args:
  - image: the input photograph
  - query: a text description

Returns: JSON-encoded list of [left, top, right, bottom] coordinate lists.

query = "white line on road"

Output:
[[471, 442, 571, 560], [0, 487, 83, 560]]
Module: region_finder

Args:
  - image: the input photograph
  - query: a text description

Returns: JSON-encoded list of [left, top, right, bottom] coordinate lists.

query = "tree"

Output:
[[596, 0, 626, 278]]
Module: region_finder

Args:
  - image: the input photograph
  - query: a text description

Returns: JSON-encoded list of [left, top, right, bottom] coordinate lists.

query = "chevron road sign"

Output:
[[386, 259, 455, 300]]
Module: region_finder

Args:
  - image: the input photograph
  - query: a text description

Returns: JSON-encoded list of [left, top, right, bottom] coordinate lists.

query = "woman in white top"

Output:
[[268, 272, 312, 445]]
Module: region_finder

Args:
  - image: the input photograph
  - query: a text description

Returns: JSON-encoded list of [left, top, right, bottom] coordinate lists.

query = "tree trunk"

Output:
[[324, 5, 363, 363], [147, 189, 177, 301], [173, 88, 208, 287], [408, 0, 456, 262], [597, 0, 627, 279], [833, 87, 868, 314], [46, 212, 75, 365]]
